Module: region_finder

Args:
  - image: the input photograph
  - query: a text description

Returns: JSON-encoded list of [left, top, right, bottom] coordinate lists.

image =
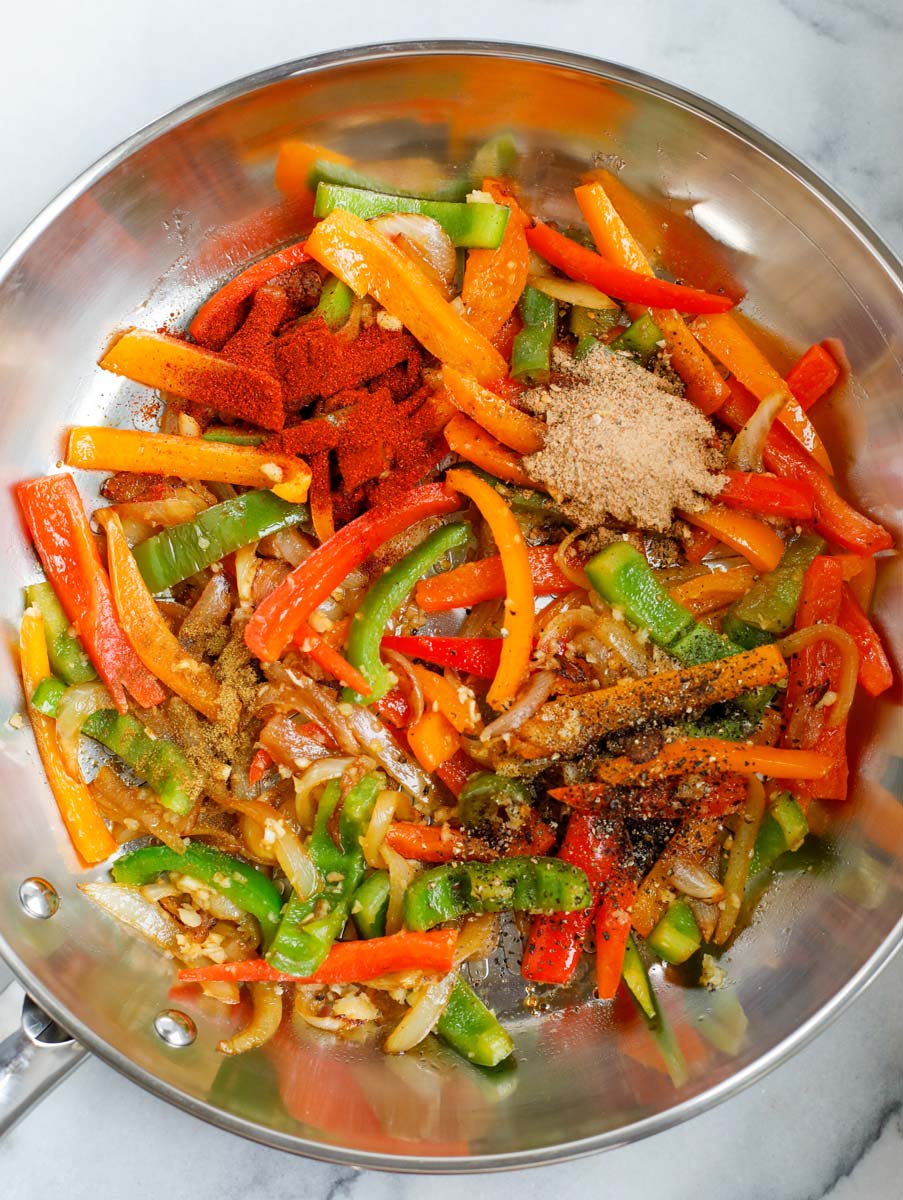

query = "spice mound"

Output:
[[523, 349, 726, 531]]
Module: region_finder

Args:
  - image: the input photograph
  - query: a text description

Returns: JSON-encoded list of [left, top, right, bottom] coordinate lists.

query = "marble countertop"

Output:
[[2, 0, 901, 1195]]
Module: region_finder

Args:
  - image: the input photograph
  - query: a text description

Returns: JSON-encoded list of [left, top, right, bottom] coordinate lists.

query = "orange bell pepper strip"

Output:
[[178, 928, 457, 984], [97, 510, 227, 726], [442, 365, 545, 455], [444, 469, 535, 711], [461, 178, 531, 339], [568, 740, 833, 790], [415, 543, 576, 612], [833, 555, 877, 610], [385, 814, 555, 862], [188, 242, 311, 348], [293, 621, 372, 696], [692, 314, 833, 474], [682, 526, 719, 564], [17, 474, 165, 713], [785, 343, 840, 412], [407, 709, 461, 773], [574, 181, 729, 415], [408, 662, 481, 735], [666, 564, 757, 615], [305, 208, 507, 382], [838, 582, 893, 697], [274, 141, 351, 199], [679, 505, 784, 573], [19, 609, 118, 865], [442, 412, 536, 487], [66, 427, 311, 504], [595, 874, 637, 1000], [99, 329, 285, 431]]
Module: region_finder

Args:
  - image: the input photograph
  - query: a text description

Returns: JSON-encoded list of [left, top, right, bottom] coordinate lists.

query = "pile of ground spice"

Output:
[[523, 350, 726, 531]]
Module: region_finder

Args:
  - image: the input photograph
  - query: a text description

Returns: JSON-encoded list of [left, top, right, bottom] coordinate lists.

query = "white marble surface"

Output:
[[2, 0, 903, 1194]]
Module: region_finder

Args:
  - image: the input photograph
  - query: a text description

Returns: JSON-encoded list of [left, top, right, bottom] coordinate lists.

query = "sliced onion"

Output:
[[778, 623, 859, 728], [454, 913, 500, 965], [482, 670, 556, 740], [215, 793, 319, 900], [382, 843, 418, 935], [535, 605, 597, 659], [727, 389, 789, 472], [179, 572, 232, 653], [104, 490, 209, 528], [670, 858, 725, 902], [688, 897, 720, 943], [200, 980, 241, 1006], [554, 529, 591, 589], [258, 714, 336, 774], [714, 777, 766, 946], [91, 765, 187, 853], [258, 527, 315, 568], [373, 214, 456, 299], [362, 789, 402, 868], [381, 648, 426, 725], [251, 559, 293, 605], [527, 274, 618, 310], [80, 882, 183, 956], [261, 664, 360, 755], [592, 615, 651, 677], [234, 541, 259, 609], [294, 757, 359, 828], [343, 703, 438, 808], [170, 871, 248, 923], [57, 681, 112, 779], [384, 971, 456, 1054], [219, 981, 283, 1055]]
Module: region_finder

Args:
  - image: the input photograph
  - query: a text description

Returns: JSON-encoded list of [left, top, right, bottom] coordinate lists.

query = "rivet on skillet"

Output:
[[18, 877, 60, 919], [153, 1009, 197, 1048]]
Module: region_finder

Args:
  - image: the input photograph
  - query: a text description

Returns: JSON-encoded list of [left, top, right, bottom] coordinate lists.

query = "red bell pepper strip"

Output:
[[521, 814, 623, 985], [294, 620, 372, 695], [719, 471, 815, 521], [595, 874, 637, 1000], [188, 241, 310, 348], [838, 583, 893, 697], [17, 475, 165, 713], [525, 222, 734, 315], [247, 748, 273, 786], [718, 381, 893, 554], [780, 556, 848, 805], [178, 929, 457, 984], [380, 635, 503, 679], [682, 526, 719, 564], [244, 484, 461, 661], [415, 543, 576, 612], [785, 343, 840, 412], [434, 748, 481, 798], [374, 687, 414, 729], [385, 813, 556, 863]]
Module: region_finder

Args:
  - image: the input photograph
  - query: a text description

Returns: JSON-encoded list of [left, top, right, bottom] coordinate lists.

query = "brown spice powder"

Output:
[[523, 350, 726, 531]]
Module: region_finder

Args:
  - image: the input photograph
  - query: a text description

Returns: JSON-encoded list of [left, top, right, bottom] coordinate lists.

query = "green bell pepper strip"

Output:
[[308, 275, 354, 329], [646, 900, 702, 965], [458, 771, 531, 828], [465, 469, 568, 523], [621, 934, 688, 1086], [621, 933, 656, 1020], [30, 675, 67, 717], [351, 870, 390, 940], [266, 774, 383, 975], [610, 313, 662, 365], [132, 489, 309, 593], [341, 522, 471, 705], [403, 857, 592, 931], [511, 286, 557, 384], [313, 183, 511, 249], [437, 978, 514, 1068], [82, 708, 197, 815], [569, 305, 622, 360], [201, 428, 265, 446], [723, 534, 826, 648], [469, 133, 518, 183], [111, 841, 284, 945], [24, 581, 97, 684], [749, 792, 808, 876]]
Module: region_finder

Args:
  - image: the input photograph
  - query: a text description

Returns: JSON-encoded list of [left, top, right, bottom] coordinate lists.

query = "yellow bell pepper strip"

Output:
[[17, 475, 166, 713], [408, 662, 481, 734], [66, 427, 311, 504], [444, 469, 534, 712], [407, 710, 461, 773], [462, 178, 531, 339], [513, 644, 788, 758], [692, 313, 833, 474], [97, 510, 227, 727], [99, 328, 286, 431], [305, 208, 507, 383], [574, 180, 729, 415], [275, 140, 352, 200], [667, 565, 758, 616], [678, 505, 784, 573], [19, 609, 118, 865], [442, 366, 545, 454], [188, 242, 310, 348], [443, 412, 536, 487]]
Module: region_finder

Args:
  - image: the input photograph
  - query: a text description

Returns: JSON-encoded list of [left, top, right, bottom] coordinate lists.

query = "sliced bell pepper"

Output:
[[525, 221, 734, 315], [293, 621, 372, 696], [462, 178, 531, 339], [442, 412, 536, 487], [838, 583, 892, 697], [833, 555, 877, 610], [667, 566, 757, 616], [308, 451, 335, 543], [679, 505, 784, 573], [244, 483, 461, 662], [18, 609, 117, 864], [81, 708, 197, 815], [403, 857, 593, 931], [380, 635, 503, 679], [407, 710, 461, 774], [99, 329, 285, 430], [188, 241, 310, 348], [313, 183, 510, 247], [692, 314, 833, 473], [112, 840, 284, 944], [385, 813, 555, 862], [17, 475, 165, 713], [30, 675, 67, 717], [178, 928, 457, 984], [718, 471, 815, 521], [351, 870, 390, 940], [408, 663, 481, 735], [510, 285, 557, 384], [305, 275, 354, 331], [275, 140, 352, 200], [437, 977, 514, 1068], [434, 748, 482, 799], [248, 747, 274, 786], [23, 581, 97, 684], [610, 313, 663, 365], [415, 543, 579, 612], [98, 511, 225, 724], [133, 489, 308, 593], [647, 900, 702, 964], [718, 381, 892, 554], [594, 874, 637, 1000], [341, 523, 471, 704], [66, 427, 311, 505], [444, 469, 534, 711], [682, 527, 719, 564], [306, 208, 507, 382], [722, 533, 825, 648], [785, 343, 840, 411], [442, 366, 545, 454]]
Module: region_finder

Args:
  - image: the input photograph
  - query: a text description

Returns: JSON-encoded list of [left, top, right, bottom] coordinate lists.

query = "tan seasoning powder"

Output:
[[523, 349, 726, 531]]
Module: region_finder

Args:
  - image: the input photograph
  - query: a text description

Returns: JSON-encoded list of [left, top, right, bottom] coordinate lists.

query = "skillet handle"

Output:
[[0, 978, 87, 1137]]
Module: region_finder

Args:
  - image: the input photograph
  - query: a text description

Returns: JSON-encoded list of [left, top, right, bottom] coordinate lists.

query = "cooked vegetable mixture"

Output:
[[15, 140, 894, 1075]]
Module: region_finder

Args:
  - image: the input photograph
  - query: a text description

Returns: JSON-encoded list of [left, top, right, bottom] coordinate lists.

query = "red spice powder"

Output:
[[275, 321, 421, 405]]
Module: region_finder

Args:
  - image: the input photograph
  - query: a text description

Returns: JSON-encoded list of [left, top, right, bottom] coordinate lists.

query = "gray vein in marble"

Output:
[[820, 1101, 903, 1200]]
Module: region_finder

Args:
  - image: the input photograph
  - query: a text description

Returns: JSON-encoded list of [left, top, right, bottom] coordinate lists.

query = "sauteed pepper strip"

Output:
[[189, 241, 310, 347], [112, 841, 284, 945], [313, 183, 510, 247], [415, 542, 576, 612], [722, 533, 825, 648], [24, 581, 97, 684], [380, 635, 503, 679], [81, 709, 197, 815]]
